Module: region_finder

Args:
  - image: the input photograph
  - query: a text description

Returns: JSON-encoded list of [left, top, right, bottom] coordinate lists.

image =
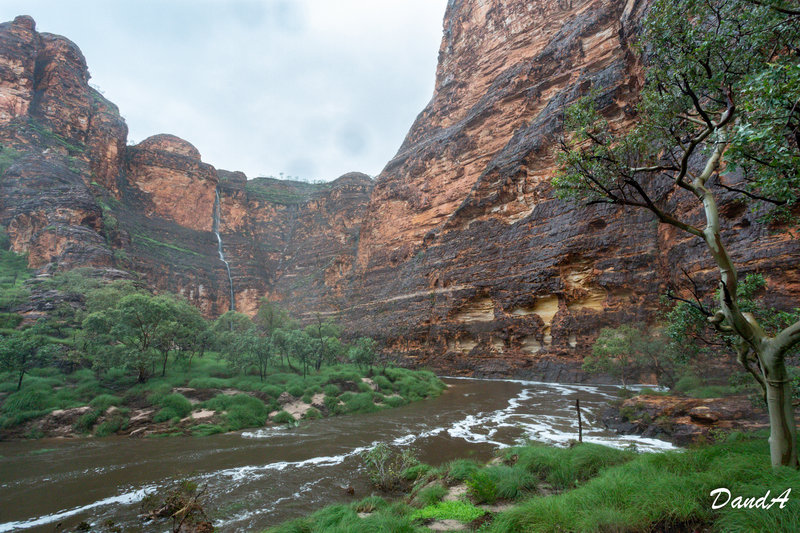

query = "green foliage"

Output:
[[132, 233, 200, 256], [362, 443, 419, 492], [411, 484, 447, 507], [153, 393, 192, 422], [585, 324, 681, 388], [192, 423, 226, 437], [89, 394, 121, 411], [303, 407, 322, 420], [0, 144, 23, 175], [272, 410, 296, 424], [206, 393, 268, 430], [466, 469, 498, 504], [410, 500, 485, 523], [94, 414, 127, 437], [343, 392, 378, 414], [488, 435, 800, 533], [505, 442, 635, 490], [322, 383, 340, 396], [74, 409, 103, 433], [478, 465, 537, 501], [445, 459, 481, 483], [0, 244, 30, 312], [348, 337, 378, 371]]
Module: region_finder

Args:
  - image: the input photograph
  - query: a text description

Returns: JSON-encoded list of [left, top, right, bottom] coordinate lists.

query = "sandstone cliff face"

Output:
[[0, 6, 798, 380], [126, 134, 218, 232], [337, 0, 800, 378]]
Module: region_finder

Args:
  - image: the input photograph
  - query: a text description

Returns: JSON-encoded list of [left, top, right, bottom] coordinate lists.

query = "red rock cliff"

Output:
[[0, 6, 797, 381]]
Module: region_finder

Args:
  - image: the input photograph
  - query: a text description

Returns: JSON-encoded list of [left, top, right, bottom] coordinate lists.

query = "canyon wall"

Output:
[[0, 3, 798, 380]]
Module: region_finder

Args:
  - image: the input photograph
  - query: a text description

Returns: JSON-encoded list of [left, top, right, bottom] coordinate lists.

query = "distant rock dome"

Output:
[[135, 134, 201, 160]]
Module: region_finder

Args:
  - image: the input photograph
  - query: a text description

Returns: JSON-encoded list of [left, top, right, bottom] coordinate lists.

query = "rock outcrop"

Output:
[[0, 4, 798, 379]]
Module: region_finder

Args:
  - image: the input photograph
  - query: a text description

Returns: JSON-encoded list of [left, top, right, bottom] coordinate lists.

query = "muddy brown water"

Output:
[[0, 378, 674, 532]]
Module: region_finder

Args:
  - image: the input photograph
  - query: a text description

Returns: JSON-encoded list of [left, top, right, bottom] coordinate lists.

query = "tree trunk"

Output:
[[762, 357, 799, 468], [16, 369, 24, 390]]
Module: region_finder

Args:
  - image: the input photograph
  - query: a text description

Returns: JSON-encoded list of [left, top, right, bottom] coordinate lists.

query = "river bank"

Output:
[[0, 378, 674, 532], [0, 359, 445, 441], [266, 431, 800, 533]]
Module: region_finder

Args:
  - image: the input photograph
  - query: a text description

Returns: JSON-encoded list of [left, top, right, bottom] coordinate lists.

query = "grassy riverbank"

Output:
[[0, 354, 445, 439], [266, 431, 800, 532], [0, 253, 445, 439]]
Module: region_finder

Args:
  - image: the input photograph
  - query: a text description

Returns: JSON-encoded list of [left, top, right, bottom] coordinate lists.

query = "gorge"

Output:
[[0, 0, 798, 380]]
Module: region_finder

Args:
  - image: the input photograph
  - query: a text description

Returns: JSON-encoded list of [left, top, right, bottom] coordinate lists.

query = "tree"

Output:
[[253, 299, 294, 336], [304, 315, 341, 370], [0, 324, 48, 390], [555, 0, 799, 467], [349, 337, 378, 373], [584, 324, 680, 389], [212, 311, 253, 334], [83, 293, 174, 382]]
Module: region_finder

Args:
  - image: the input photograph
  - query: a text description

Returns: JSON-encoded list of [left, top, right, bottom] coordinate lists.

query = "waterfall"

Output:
[[213, 188, 235, 311]]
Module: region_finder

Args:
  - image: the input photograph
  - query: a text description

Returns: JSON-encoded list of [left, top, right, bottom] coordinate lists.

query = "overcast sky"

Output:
[[3, 0, 448, 180]]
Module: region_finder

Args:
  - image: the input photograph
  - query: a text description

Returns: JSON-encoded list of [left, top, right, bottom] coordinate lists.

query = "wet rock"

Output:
[[277, 392, 294, 405], [602, 394, 771, 446]]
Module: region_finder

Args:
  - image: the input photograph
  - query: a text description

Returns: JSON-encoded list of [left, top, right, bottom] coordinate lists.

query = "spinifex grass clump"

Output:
[[488, 434, 800, 532], [503, 442, 635, 490]]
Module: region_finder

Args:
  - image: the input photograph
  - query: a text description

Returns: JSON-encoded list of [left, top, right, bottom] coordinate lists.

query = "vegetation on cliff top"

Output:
[[266, 432, 800, 532]]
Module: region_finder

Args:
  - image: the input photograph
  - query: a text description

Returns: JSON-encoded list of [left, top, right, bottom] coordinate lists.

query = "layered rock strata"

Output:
[[1, 4, 798, 379]]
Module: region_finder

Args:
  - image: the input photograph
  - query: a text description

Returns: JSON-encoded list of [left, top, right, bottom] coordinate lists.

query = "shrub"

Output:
[[467, 470, 498, 504], [384, 395, 407, 408], [410, 500, 485, 522], [2, 388, 50, 413], [192, 424, 226, 437], [89, 394, 121, 411], [353, 495, 388, 513], [362, 443, 419, 492], [343, 392, 378, 414], [303, 407, 321, 420], [261, 385, 284, 398], [287, 385, 305, 398], [508, 442, 634, 490], [187, 377, 228, 389], [446, 459, 481, 483], [412, 484, 447, 507], [272, 410, 295, 424], [373, 375, 393, 392], [204, 394, 268, 430], [484, 465, 537, 500], [74, 409, 102, 432], [94, 415, 127, 437], [153, 393, 192, 422], [402, 463, 431, 482]]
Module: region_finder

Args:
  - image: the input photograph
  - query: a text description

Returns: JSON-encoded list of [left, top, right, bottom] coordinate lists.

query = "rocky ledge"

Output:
[[601, 394, 777, 446]]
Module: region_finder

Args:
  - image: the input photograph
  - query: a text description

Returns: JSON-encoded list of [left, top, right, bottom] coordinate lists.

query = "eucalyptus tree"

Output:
[[555, 0, 799, 467]]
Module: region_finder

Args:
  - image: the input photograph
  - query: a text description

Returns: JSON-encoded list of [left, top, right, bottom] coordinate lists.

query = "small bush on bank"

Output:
[[445, 459, 481, 483], [272, 410, 295, 425], [152, 393, 192, 423], [362, 443, 419, 492], [412, 484, 447, 507], [410, 500, 485, 522]]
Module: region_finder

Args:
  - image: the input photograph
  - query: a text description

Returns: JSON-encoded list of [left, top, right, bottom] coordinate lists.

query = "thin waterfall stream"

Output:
[[213, 188, 235, 311]]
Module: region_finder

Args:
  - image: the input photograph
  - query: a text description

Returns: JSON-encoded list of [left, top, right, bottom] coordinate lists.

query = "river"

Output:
[[0, 377, 674, 532]]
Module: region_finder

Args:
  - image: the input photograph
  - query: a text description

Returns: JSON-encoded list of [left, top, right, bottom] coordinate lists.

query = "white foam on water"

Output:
[[2, 377, 675, 532], [0, 486, 155, 532]]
